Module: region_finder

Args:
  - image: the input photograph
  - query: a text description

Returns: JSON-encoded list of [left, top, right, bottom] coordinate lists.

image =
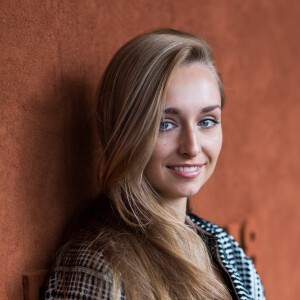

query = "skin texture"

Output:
[[144, 63, 223, 221]]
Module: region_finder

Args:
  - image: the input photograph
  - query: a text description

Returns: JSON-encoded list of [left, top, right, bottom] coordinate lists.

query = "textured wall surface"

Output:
[[1, 0, 299, 299]]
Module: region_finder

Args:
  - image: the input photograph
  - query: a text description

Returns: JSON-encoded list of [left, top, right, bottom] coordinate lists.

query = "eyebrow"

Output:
[[164, 108, 179, 114], [163, 105, 221, 114], [201, 105, 221, 113]]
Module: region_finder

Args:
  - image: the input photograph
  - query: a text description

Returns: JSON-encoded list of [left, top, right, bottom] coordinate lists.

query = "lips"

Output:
[[167, 164, 204, 178], [168, 166, 200, 172]]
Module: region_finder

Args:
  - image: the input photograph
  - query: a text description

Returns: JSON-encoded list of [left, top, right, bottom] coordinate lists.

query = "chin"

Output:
[[172, 186, 202, 199], [185, 182, 204, 193]]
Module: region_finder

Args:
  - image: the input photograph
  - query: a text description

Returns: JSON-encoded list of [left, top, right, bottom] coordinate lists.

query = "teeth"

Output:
[[171, 166, 199, 172]]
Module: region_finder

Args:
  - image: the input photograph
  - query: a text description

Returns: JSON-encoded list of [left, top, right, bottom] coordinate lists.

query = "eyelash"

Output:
[[159, 121, 175, 132], [199, 119, 220, 128], [159, 119, 220, 132]]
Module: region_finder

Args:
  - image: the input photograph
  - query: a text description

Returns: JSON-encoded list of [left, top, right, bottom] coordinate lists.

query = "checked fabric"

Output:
[[45, 214, 265, 300]]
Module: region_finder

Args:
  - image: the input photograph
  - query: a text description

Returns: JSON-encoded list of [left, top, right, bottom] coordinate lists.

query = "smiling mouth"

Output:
[[168, 166, 201, 172], [166, 164, 204, 178]]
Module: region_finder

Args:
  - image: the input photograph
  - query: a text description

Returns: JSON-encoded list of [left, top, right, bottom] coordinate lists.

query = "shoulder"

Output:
[[44, 237, 123, 299], [188, 213, 265, 300], [45, 241, 109, 299], [44, 197, 127, 299]]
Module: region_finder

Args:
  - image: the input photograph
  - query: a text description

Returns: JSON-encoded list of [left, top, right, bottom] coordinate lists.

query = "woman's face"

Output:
[[144, 63, 223, 208]]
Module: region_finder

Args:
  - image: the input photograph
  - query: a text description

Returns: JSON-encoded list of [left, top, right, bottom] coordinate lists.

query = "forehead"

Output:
[[164, 63, 221, 109]]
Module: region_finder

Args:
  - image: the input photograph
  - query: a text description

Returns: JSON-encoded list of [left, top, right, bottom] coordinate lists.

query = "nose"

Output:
[[178, 125, 200, 157]]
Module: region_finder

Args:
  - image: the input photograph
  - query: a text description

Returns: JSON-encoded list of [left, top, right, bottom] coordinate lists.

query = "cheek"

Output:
[[144, 153, 160, 189], [144, 140, 173, 177], [203, 131, 223, 160], [148, 139, 173, 163], [215, 131, 223, 157], [144, 145, 162, 179]]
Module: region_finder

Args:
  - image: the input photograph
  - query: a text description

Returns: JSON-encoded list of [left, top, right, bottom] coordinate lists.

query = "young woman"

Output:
[[45, 29, 265, 300]]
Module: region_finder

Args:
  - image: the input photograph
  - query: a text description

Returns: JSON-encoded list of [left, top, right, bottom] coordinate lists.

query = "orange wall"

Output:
[[1, 1, 299, 299]]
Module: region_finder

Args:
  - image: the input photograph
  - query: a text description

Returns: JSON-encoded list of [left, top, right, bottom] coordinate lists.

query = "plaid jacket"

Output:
[[44, 214, 265, 300]]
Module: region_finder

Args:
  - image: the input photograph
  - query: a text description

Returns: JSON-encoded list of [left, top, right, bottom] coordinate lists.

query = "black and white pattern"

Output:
[[45, 215, 265, 299], [188, 214, 265, 300]]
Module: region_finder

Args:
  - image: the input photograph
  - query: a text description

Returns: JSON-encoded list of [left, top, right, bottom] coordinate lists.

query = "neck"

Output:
[[164, 197, 187, 223]]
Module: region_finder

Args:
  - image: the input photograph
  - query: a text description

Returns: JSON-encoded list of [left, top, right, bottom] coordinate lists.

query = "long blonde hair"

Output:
[[92, 29, 229, 299]]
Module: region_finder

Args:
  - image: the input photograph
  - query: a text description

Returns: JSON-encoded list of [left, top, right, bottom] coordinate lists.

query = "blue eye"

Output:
[[159, 121, 174, 131], [199, 119, 218, 128]]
